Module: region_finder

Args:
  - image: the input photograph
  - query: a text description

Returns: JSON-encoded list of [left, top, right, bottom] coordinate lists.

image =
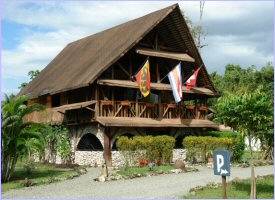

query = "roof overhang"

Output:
[[97, 79, 218, 96], [52, 100, 96, 112], [136, 48, 195, 62]]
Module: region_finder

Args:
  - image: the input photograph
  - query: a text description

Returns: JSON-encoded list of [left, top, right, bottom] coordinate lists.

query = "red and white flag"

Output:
[[185, 67, 201, 90], [168, 63, 182, 103]]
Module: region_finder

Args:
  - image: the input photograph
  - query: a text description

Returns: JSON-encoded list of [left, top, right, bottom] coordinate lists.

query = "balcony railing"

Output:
[[98, 100, 208, 120], [25, 100, 209, 124]]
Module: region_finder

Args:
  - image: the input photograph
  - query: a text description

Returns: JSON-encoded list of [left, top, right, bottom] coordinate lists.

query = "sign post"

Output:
[[214, 150, 230, 199]]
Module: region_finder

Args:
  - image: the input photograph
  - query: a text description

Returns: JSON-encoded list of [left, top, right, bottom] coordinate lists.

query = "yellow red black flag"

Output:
[[135, 58, 150, 97]]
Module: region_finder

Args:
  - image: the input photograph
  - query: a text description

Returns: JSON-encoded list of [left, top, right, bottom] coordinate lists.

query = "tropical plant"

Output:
[[56, 126, 71, 163], [1, 94, 44, 182]]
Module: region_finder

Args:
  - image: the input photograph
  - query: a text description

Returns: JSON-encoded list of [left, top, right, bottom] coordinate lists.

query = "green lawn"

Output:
[[118, 165, 175, 177], [183, 175, 274, 199], [2, 162, 83, 192], [242, 150, 265, 161]]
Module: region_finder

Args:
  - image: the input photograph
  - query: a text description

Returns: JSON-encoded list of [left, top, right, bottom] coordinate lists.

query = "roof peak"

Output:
[[68, 4, 178, 46]]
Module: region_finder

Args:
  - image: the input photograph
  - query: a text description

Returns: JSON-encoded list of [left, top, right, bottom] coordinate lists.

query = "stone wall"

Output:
[[172, 149, 187, 162], [74, 149, 186, 166], [75, 151, 104, 166]]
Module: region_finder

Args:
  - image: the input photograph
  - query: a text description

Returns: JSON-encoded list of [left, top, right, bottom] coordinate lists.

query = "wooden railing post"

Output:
[[95, 86, 99, 117], [158, 93, 162, 119], [135, 92, 139, 117]]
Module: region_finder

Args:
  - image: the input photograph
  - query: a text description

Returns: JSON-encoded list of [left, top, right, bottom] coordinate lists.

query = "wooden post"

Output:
[[129, 53, 132, 76], [158, 92, 162, 119], [156, 62, 160, 83], [205, 97, 208, 120], [95, 86, 99, 117], [111, 66, 115, 116], [195, 99, 198, 119], [46, 95, 52, 108], [222, 176, 227, 199], [135, 92, 139, 117], [103, 127, 112, 167]]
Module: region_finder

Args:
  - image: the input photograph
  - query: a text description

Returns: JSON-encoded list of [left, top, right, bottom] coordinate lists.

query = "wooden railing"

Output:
[[24, 101, 208, 125], [98, 100, 208, 120]]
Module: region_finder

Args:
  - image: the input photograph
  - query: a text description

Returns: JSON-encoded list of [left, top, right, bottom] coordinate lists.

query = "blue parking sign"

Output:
[[214, 150, 230, 176]]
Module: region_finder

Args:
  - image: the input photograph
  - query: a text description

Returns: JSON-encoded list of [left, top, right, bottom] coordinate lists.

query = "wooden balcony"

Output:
[[24, 100, 212, 128], [98, 100, 209, 120]]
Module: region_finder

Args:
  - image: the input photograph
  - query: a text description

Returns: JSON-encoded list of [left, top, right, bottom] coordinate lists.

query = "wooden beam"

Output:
[[117, 62, 130, 77], [103, 127, 112, 167], [114, 106, 123, 117], [129, 53, 132, 76], [57, 111, 65, 115], [97, 79, 216, 96], [85, 107, 95, 112], [139, 43, 181, 52], [139, 106, 147, 117], [95, 86, 99, 117], [111, 66, 115, 116]]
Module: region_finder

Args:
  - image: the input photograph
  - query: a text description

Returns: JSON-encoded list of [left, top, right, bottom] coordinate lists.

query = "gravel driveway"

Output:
[[2, 165, 274, 199]]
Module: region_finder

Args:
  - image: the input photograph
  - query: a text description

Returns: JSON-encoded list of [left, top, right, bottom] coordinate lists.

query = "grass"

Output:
[[183, 175, 274, 199], [1, 162, 82, 192], [118, 165, 176, 176], [242, 150, 265, 161]]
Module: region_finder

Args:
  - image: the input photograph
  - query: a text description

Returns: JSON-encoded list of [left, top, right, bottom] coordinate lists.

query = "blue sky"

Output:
[[1, 1, 274, 96]]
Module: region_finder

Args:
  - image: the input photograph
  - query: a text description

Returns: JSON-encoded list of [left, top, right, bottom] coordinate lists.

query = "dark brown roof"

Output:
[[19, 4, 177, 98], [19, 4, 219, 98]]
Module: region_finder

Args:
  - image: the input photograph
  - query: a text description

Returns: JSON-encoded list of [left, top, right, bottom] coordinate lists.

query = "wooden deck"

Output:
[[96, 117, 219, 128]]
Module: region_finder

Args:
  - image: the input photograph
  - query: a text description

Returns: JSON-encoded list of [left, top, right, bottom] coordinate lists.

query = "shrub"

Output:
[[231, 134, 245, 162], [206, 131, 245, 162], [183, 136, 234, 163], [56, 126, 71, 164], [116, 135, 175, 167]]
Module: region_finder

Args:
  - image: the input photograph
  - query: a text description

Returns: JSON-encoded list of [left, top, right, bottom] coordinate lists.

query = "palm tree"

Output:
[[1, 94, 44, 182]]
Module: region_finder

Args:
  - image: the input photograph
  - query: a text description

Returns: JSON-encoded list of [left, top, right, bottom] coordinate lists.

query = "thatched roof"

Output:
[[19, 4, 219, 98]]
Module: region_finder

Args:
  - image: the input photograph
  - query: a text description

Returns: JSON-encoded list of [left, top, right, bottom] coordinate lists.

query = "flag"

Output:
[[135, 58, 150, 97], [185, 67, 201, 90], [168, 62, 182, 103]]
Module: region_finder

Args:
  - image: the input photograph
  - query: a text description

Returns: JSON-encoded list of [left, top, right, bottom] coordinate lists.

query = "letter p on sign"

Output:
[[214, 150, 230, 176], [216, 154, 224, 173]]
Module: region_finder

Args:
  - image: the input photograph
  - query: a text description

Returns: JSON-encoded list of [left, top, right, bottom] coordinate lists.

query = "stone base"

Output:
[[74, 149, 186, 166]]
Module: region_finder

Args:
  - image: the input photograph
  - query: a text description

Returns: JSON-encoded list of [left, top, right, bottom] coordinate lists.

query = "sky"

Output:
[[1, 0, 274, 96]]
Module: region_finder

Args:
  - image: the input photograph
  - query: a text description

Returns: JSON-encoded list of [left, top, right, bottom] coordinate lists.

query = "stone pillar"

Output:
[[103, 127, 112, 167]]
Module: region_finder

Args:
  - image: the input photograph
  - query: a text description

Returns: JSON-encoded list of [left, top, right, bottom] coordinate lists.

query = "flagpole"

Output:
[[182, 64, 204, 83], [133, 56, 149, 77], [159, 61, 182, 83]]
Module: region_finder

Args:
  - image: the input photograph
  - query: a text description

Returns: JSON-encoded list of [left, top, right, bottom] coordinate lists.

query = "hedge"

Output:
[[205, 131, 245, 162], [183, 136, 234, 163], [116, 135, 175, 167]]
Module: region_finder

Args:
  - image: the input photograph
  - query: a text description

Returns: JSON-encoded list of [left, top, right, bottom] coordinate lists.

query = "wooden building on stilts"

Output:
[[19, 4, 220, 166]]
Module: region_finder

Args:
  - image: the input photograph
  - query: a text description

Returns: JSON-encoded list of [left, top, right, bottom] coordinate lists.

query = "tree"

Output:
[[215, 91, 273, 198], [18, 69, 41, 90], [182, 1, 207, 52], [1, 94, 44, 182]]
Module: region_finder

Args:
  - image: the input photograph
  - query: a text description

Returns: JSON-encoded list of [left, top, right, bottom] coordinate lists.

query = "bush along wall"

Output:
[[205, 131, 245, 162], [116, 135, 175, 168], [183, 136, 234, 163]]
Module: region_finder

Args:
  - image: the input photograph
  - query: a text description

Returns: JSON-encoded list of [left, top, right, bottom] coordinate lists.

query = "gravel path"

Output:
[[2, 165, 274, 199]]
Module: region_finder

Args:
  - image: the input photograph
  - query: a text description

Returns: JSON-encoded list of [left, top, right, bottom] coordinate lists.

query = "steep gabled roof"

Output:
[[19, 4, 219, 98]]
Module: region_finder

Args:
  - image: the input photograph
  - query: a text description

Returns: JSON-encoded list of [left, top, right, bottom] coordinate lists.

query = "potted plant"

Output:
[[101, 97, 112, 105]]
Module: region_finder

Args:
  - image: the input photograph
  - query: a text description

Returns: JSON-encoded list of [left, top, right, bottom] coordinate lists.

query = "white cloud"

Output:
[[202, 34, 274, 74], [1, 0, 274, 93]]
